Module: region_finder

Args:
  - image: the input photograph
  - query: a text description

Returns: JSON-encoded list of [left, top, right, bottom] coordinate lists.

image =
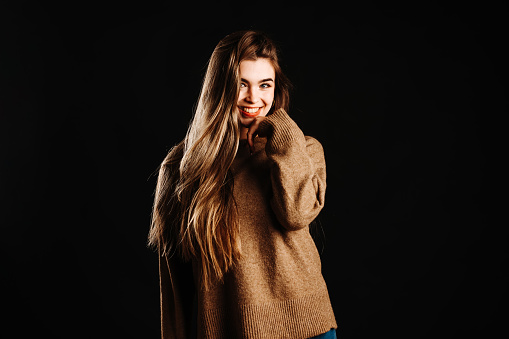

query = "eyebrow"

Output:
[[240, 78, 274, 84]]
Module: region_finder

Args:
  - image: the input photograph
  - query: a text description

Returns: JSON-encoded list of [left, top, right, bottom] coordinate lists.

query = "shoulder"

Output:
[[304, 136, 324, 154], [162, 140, 185, 167]]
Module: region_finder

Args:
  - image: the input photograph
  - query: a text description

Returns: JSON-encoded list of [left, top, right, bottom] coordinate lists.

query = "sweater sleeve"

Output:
[[258, 108, 326, 231], [159, 248, 194, 339]]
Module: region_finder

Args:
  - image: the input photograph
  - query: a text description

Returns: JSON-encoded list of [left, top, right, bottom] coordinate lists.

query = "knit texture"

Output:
[[159, 109, 337, 338]]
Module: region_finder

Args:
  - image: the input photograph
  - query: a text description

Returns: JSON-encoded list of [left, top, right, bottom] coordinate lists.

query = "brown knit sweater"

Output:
[[158, 109, 337, 338]]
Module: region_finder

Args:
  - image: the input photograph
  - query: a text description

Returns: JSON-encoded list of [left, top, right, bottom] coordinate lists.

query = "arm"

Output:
[[159, 248, 194, 338], [258, 108, 326, 231]]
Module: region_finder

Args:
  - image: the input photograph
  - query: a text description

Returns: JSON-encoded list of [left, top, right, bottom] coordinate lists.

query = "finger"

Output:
[[247, 117, 264, 154], [247, 127, 254, 153]]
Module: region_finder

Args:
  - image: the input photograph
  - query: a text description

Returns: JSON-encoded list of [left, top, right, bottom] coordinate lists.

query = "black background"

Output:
[[1, 1, 507, 338]]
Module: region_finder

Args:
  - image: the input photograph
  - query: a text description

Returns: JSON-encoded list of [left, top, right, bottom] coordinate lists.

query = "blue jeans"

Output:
[[309, 328, 337, 339]]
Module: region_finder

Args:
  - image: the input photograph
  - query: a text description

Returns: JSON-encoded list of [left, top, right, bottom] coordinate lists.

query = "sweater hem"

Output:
[[202, 292, 337, 339]]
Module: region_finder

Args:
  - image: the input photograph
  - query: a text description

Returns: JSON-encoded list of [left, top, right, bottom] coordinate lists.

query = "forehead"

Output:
[[239, 58, 275, 80]]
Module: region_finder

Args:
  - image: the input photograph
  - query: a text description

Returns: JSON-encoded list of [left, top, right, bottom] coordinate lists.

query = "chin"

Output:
[[238, 116, 255, 128]]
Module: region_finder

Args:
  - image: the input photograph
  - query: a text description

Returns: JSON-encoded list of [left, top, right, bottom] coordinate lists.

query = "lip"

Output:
[[238, 106, 263, 117]]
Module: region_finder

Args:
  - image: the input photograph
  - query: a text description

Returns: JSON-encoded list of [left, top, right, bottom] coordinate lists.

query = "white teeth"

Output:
[[241, 107, 260, 113]]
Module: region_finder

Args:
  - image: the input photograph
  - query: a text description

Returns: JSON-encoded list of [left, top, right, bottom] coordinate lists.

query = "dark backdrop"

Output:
[[1, 1, 506, 338]]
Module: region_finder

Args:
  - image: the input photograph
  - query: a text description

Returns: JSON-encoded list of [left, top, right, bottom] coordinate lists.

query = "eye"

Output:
[[260, 83, 271, 89], [240, 82, 247, 88]]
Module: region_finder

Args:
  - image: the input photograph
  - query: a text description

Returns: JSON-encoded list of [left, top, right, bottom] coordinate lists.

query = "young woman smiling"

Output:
[[148, 31, 337, 339]]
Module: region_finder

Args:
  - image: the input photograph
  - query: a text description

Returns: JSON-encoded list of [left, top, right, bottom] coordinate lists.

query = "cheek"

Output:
[[264, 90, 275, 104]]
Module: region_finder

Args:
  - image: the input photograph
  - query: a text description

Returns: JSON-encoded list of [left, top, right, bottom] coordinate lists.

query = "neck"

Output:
[[239, 126, 248, 140]]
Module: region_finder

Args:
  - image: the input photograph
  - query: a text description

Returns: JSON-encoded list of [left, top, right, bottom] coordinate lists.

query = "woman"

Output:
[[148, 30, 337, 339]]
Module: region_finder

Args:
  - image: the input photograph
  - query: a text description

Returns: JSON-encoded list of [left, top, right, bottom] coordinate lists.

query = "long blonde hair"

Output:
[[148, 31, 291, 289]]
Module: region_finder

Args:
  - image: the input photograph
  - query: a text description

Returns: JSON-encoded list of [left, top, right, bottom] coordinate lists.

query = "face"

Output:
[[236, 58, 276, 127]]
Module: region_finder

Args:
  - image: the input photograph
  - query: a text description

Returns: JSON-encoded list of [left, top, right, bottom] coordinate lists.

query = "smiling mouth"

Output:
[[239, 106, 263, 117]]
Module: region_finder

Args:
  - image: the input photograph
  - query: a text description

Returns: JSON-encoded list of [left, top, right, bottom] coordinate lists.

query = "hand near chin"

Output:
[[246, 116, 267, 154]]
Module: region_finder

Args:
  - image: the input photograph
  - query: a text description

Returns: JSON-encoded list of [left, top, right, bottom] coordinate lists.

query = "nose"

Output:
[[245, 87, 259, 103]]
